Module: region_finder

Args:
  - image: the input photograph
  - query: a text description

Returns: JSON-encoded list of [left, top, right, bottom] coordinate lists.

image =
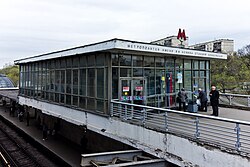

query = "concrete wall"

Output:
[[19, 96, 250, 167], [57, 119, 132, 153]]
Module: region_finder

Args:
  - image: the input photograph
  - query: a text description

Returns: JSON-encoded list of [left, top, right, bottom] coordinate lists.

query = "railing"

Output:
[[120, 91, 194, 108], [220, 93, 250, 108], [0, 87, 19, 90], [147, 92, 178, 108], [110, 100, 250, 154]]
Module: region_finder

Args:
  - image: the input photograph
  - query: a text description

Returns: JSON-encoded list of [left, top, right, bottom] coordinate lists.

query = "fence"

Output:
[[220, 93, 250, 108], [145, 92, 250, 108], [146, 92, 178, 108], [110, 100, 250, 154]]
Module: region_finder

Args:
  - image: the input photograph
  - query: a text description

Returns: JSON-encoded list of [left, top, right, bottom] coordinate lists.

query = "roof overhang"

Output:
[[14, 38, 227, 64]]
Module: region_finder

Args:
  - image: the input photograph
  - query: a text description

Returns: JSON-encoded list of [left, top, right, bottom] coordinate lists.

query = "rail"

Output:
[[0, 88, 19, 90], [0, 151, 11, 167], [119, 91, 194, 108], [220, 93, 250, 108], [110, 100, 250, 154]]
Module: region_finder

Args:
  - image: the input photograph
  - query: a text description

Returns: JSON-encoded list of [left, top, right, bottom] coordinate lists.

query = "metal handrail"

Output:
[[111, 100, 250, 126], [147, 92, 177, 98], [0, 87, 19, 90], [110, 100, 250, 153], [220, 93, 250, 107], [220, 93, 250, 98]]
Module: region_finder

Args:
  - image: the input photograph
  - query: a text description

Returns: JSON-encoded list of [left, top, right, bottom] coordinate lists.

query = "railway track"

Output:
[[0, 120, 59, 167]]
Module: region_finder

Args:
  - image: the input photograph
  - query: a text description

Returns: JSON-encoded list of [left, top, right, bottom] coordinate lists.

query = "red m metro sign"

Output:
[[177, 28, 187, 41]]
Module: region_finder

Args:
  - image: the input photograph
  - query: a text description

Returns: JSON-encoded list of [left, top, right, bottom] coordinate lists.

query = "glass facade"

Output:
[[19, 53, 109, 114], [19, 51, 210, 114], [112, 54, 210, 108]]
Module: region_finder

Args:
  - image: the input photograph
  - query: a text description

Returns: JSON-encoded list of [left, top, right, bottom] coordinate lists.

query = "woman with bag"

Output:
[[178, 88, 188, 112]]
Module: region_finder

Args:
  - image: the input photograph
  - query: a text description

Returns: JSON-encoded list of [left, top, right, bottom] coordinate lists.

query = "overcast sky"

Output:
[[0, 0, 250, 68]]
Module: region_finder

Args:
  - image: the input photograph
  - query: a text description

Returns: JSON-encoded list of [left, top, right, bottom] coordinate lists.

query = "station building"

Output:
[[14, 38, 227, 147]]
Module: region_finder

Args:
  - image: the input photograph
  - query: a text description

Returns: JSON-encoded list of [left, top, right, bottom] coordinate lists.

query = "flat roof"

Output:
[[151, 35, 189, 43], [190, 39, 234, 47], [14, 38, 227, 64]]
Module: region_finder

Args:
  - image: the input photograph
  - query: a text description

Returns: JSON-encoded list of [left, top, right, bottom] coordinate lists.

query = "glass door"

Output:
[[133, 79, 145, 106], [119, 77, 146, 105], [120, 79, 132, 103]]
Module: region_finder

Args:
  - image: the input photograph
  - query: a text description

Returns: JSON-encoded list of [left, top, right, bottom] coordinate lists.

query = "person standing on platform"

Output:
[[42, 123, 48, 140], [209, 85, 220, 116], [2, 99, 6, 112], [18, 108, 24, 122], [197, 88, 208, 112], [26, 111, 30, 126], [10, 101, 16, 116], [178, 88, 188, 112], [37, 115, 41, 129]]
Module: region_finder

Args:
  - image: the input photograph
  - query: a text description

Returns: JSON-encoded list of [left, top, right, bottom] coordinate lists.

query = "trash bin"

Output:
[[187, 100, 198, 113]]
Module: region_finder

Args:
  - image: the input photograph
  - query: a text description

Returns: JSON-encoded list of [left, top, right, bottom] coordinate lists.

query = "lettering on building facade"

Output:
[[125, 43, 225, 59]]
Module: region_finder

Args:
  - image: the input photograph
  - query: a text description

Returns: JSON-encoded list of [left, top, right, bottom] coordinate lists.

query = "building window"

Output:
[[175, 59, 183, 69], [66, 95, 71, 105], [144, 56, 154, 67], [193, 60, 199, 69], [155, 57, 164, 68], [184, 70, 192, 92], [73, 96, 78, 106], [79, 69, 86, 96], [55, 93, 59, 103], [87, 69, 95, 97], [66, 57, 72, 68], [79, 97, 86, 109], [120, 55, 131, 66], [184, 59, 191, 69], [112, 54, 119, 66], [96, 53, 105, 66], [55, 70, 60, 93], [166, 58, 174, 69], [120, 68, 131, 77], [72, 70, 78, 95], [97, 99, 104, 112], [133, 68, 143, 77], [66, 69, 71, 94], [88, 55, 95, 67], [49, 70, 55, 101], [87, 98, 95, 110], [80, 55, 87, 67], [200, 61, 205, 70], [61, 59, 66, 68], [133, 55, 143, 67], [112, 68, 118, 99], [97, 68, 104, 98], [60, 70, 65, 103], [72, 56, 79, 68]]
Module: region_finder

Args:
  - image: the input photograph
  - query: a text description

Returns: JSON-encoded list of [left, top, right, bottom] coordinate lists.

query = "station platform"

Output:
[[199, 106, 250, 121], [0, 106, 81, 167]]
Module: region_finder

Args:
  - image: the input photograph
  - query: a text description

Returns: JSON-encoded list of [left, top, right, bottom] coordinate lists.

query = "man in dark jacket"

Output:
[[197, 88, 208, 112], [209, 86, 220, 116], [178, 88, 188, 112]]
